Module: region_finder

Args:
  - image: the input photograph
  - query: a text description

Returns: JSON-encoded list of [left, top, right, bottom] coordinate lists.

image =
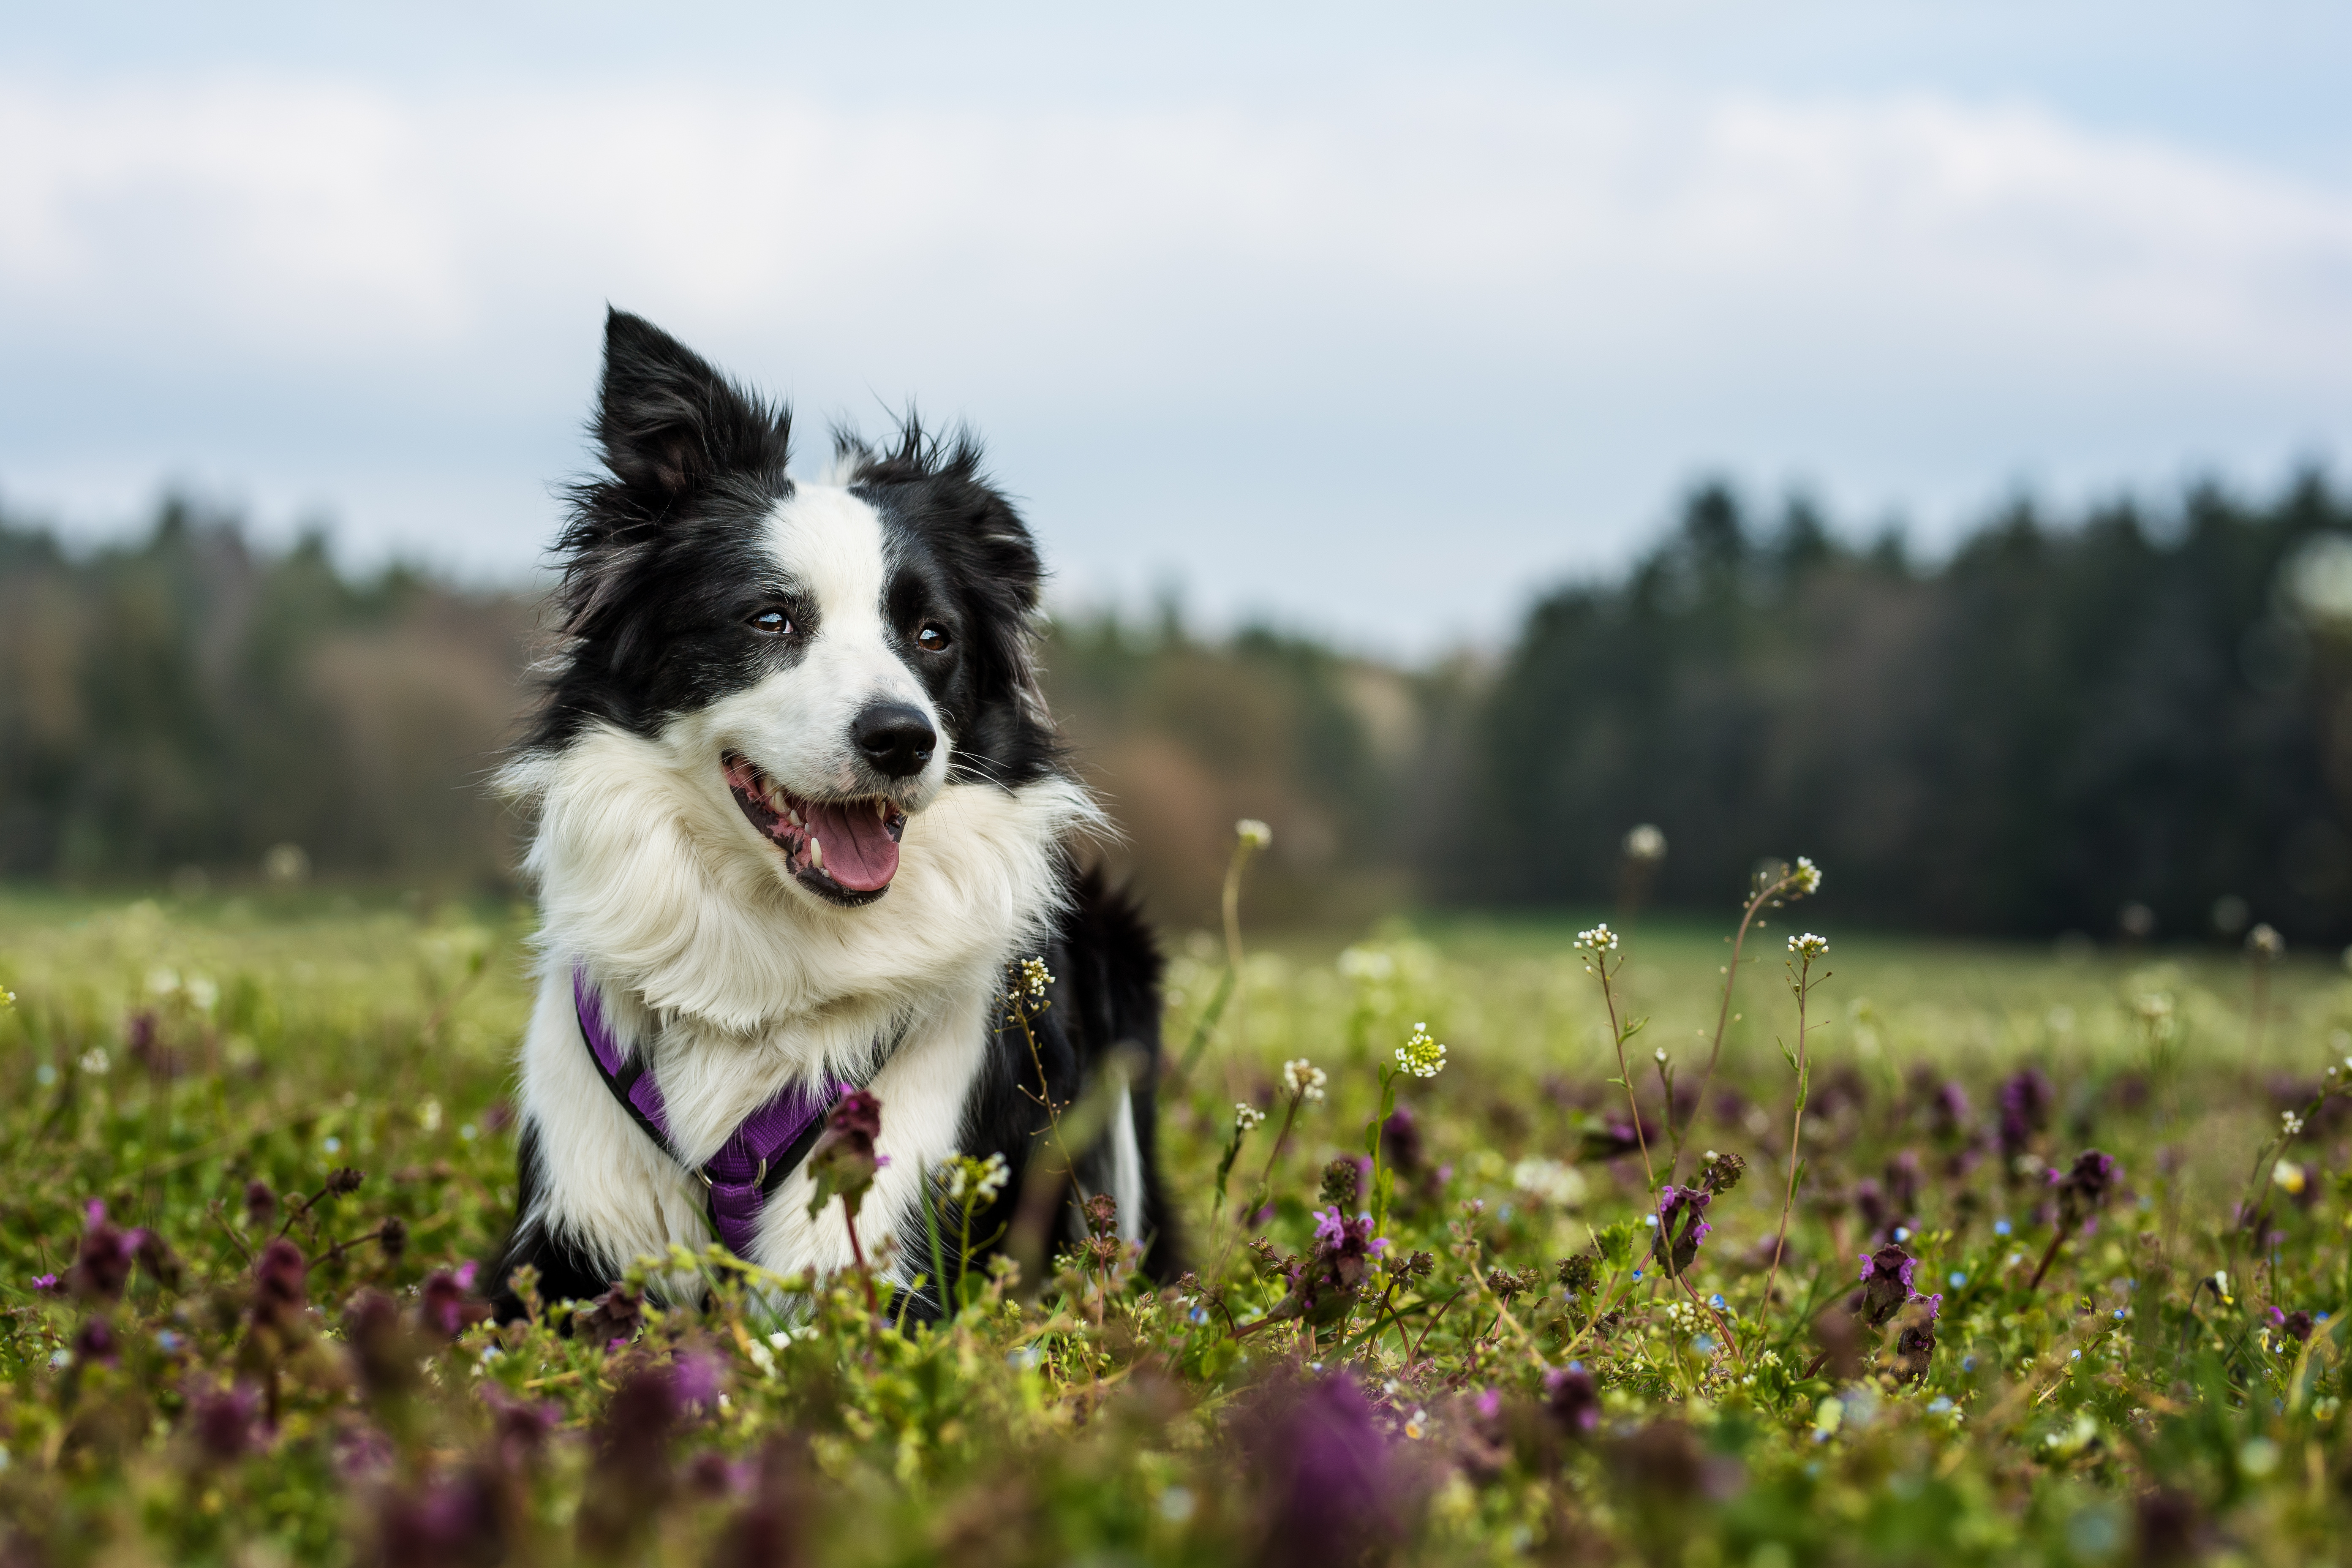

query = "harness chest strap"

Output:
[[571, 967, 837, 1257]]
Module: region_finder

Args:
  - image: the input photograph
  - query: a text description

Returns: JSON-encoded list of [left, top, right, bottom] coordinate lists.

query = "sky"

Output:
[[5, 2, 2351, 655]]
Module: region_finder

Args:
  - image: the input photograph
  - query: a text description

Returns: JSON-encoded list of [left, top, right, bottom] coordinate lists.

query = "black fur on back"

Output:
[[922, 863, 1184, 1314]]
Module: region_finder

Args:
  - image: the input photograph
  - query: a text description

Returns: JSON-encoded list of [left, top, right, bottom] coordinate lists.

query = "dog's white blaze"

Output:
[[694, 484, 947, 812]]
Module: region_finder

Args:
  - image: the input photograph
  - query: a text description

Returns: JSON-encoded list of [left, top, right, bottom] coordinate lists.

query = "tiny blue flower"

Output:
[[1693, 1334, 1717, 1354], [1948, 1271, 1967, 1288], [1927, 1396, 1954, 1414], [1645, 1215, 1659, 1228], [1189, 1306, 1209, 1325], [1963, 1355, 1977, 1371], [1708, 1293, 1726, 1310], [324, 1136, 342, 1154], [1892, 1226, 1910, 1242], [1993, 1217, 2012, 1236], [1631, 1269, 1643, 1281], [2113, 1308, 2126, 1320]]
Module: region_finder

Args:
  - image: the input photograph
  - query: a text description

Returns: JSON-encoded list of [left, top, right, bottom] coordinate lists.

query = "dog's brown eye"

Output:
[[749, 608, 792, 636], [915, 622, 952, 652]]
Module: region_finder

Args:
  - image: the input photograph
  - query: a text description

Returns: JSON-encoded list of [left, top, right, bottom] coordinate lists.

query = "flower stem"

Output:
[[1761, 952, 1817, 1332], [1669, 873, 1793, 1187], [841, 1194, 880, 1319], [1597, 955, 1655, 1188]]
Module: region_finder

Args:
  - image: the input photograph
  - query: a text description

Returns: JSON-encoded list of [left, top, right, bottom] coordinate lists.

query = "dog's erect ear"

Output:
[[596, 308, 790, 500]]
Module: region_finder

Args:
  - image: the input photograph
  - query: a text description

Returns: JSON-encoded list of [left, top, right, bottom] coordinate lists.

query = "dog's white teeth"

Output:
[[875, 799, 888, 822], [807, 835, 824, 871], [788, 807, 804, 828]]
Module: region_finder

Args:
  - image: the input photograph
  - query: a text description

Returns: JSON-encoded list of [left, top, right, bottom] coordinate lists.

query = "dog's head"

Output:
[[523, 309, 1059, 908]]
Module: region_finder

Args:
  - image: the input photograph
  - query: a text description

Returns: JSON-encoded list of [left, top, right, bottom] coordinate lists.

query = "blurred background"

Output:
[[5, 1, 2351, 942]]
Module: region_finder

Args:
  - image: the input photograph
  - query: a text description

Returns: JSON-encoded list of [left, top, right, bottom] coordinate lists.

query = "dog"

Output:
[[486, 309, 1179, 1319]]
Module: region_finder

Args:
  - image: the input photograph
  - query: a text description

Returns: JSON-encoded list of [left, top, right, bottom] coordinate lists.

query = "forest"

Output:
[[3, 474, 2347, 941]]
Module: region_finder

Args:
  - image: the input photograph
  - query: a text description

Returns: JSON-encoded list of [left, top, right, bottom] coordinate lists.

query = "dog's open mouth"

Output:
[[723, 753, 907, 903]]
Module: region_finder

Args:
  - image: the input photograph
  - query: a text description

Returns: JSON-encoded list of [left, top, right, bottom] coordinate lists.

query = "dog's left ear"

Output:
[[596, 308, 790, 503]]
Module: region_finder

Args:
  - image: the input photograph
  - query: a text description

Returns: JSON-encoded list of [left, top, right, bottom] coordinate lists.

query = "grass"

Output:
[[1, 882, 2349, 1565]]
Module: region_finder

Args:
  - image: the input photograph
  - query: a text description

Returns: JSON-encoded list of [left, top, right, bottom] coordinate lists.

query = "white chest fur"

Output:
[[501, 719, 1099, 1287], [513, 964, 997, 1283]]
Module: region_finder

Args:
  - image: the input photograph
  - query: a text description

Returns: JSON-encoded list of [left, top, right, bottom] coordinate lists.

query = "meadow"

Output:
[[0, 868, 2347, 1566]]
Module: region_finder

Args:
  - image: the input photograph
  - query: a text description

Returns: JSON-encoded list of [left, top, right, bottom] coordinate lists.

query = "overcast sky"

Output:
[[5, 3, 2350, 653]]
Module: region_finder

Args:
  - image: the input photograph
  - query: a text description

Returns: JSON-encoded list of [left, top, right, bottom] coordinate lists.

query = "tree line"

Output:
[[3, 477, 2347, 941]]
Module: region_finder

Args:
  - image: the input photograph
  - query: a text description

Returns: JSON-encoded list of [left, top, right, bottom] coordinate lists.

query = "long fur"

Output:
[[486, 310, 1179, 1318]]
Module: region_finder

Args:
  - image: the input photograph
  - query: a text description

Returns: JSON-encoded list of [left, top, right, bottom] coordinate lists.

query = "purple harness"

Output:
[[572, 967, 852, 1257]]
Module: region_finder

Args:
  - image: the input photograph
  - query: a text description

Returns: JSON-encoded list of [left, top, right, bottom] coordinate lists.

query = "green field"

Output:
[[1, 884, 2347, 1565]]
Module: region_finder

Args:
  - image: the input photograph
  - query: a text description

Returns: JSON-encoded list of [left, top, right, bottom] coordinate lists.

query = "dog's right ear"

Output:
[[596, 308, 790, 501]]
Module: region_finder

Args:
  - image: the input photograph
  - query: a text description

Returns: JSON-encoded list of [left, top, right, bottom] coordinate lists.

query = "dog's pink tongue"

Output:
[[806, 799, 899, 892]]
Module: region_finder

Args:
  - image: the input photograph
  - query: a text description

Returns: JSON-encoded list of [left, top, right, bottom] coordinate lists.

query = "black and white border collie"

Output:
[[487, 309, 1178, 1318]]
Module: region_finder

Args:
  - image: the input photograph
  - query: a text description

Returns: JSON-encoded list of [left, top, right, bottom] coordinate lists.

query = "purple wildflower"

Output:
[[418, 1269, 490, 1340], [1241, 1374, 1407, 1568], [2054, 1150, 2121, 1228], [70, 1200, 143, 1304], [1857, 1242, 1918, 1327], [30, 1274, 57, 1292], [374, 1467, 505, 1568], [803, 1087, 885, 1218], [244, 1179, 277, 1229], [574, 1282, 642, 1348], [1544, 1364, 1601, 1436], [188, 1380, 264, 1463], [249, 1238, 309, 1335], [1652, 1185, 1712, 1274], [1892, 1293, 1943, 1382], [672, 1347, 728, 1410], [480, 1386, 559, 1471], [1380, 1105, 1425, 1178], [72, 1315, 119, 1367], [1929, 1080, 1971, 1141], [1997, 1068, 2053, 1161]]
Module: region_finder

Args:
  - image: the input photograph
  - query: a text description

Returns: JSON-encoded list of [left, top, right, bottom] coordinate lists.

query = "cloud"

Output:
[[3, 69, 2349, 643]]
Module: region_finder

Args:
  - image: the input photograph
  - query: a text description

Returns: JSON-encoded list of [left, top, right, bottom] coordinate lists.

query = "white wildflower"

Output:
[[77, 1048, 111, 1076], [2282, 1110, 2305, 1138], [1574, 924, 1619, 953], [1788, 932, 1829, 960], [1791, 856, 1822, 895], [1282, 1059, 1328, 1102], [1234, 1102, 1266, 1132], [1018, 956, 1053, 998], [1396, 1024, 1446, 1078], [2247, 923, 2284, 960], [1236, 819, 1273, 849]]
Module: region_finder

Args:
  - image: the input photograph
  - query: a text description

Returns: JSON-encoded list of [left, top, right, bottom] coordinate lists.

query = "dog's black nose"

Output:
[[852, 702, 936, 779]]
